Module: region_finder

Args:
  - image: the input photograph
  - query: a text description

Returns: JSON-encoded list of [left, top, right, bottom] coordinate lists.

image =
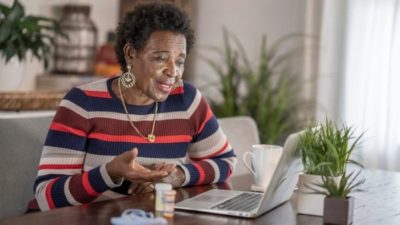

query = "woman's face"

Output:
[[125, 30, 187, 103]]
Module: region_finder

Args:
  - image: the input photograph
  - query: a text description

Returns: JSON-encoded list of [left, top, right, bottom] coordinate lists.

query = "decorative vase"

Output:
[[0, 56, 25, 91], [323, 196, 354, 225], [54, 4, 97, 75]]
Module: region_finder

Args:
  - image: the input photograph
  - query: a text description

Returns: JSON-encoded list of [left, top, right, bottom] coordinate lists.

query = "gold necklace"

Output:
[[117, 78, 158, 142]]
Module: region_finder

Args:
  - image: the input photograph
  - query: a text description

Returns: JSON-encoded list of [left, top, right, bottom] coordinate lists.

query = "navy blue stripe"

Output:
[[86, 139, 189, 158], [184, 163, 199, 186], [88, 167, 109, 193], [192, 116, 219, 142], [51, 176, 71, 207], [214, 159, 230, 183], [82, 78, 198, 114], [34, 174, 60, 192], [63, 88, 89, 111], [213, 150, 236, 159], [45, 130, 87, 152]]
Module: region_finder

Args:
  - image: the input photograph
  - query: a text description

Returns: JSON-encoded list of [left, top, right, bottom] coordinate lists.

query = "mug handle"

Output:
[[242, 151, 257, 177]]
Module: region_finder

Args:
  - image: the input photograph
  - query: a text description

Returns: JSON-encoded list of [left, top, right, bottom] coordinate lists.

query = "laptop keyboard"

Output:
[[211, 192, 263, 212]]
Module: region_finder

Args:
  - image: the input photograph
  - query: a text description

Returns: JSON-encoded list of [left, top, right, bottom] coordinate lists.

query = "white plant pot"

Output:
[[296, 174, 325, 216], [0, 56, 25, 91]]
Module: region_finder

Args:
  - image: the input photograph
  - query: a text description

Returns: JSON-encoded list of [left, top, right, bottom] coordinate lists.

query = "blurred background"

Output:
[[0, 0, 399, 172]]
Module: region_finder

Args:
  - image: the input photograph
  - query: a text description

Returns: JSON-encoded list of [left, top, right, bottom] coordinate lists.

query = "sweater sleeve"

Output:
[[33, 88, 121, 211], [179, 91, 237, 187]]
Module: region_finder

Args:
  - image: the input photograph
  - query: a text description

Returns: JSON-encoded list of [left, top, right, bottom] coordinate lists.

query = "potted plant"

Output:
[[0, 0, 66, 109], [0, 0, 65, 67], [296, 119, 363, 216], [200, 28, 307, 144], [318, 170, 365, 225]]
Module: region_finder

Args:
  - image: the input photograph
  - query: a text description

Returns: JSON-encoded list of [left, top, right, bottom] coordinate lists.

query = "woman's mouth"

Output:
[[157, 81, 174, 93]]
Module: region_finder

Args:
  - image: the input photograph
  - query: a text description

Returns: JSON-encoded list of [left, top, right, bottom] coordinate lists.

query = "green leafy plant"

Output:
[[315, 170, 365, 198], [0, 0, 66, 68], [201, 29, 305, 144], [299, 119, 363, 176]]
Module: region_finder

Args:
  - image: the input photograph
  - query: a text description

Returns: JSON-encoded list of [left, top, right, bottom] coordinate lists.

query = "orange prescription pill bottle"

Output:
[[155, 183, 176, 218]]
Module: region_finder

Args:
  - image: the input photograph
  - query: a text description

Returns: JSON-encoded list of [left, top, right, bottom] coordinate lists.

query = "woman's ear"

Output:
[[123, 43, 136, 65]]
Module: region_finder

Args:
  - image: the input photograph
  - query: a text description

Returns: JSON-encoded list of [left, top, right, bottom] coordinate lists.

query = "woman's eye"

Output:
[[156, 56, 167, 62], [176, 61, 185, 67]]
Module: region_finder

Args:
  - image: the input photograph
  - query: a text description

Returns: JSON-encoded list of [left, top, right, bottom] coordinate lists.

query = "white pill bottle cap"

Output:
[[155, 183, 172, 191]]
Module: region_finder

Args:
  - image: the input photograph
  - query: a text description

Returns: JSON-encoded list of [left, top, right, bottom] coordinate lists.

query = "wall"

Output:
[[1, 0, 307, 93], [191, 0, 307, 101], [0, 0, 118, 90]]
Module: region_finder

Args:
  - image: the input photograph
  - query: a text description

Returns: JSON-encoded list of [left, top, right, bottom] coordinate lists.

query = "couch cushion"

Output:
[[0, 112, 54, 218]]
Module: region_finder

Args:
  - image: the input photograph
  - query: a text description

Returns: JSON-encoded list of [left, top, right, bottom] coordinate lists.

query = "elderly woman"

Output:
[[28, 3, 236, 211]]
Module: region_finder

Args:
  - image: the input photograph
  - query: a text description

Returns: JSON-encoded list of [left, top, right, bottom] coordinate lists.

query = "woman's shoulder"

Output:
[[182, 80, 197, 93], [76, 77, 111, 92], [62, 77, 113, 103]]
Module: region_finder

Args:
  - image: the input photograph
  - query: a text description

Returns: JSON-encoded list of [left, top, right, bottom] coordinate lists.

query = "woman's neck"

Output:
[[112, 78, 155, 106]]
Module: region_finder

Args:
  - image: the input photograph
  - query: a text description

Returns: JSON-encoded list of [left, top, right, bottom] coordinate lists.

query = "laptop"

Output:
[[175, 129, 303, 218]]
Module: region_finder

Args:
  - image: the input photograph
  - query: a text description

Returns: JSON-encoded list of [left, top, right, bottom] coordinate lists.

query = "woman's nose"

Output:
[[165, 60, 178, 77]]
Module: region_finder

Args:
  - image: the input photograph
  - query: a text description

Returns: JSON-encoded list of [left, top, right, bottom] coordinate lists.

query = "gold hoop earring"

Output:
[[120, 65, 136, 88]]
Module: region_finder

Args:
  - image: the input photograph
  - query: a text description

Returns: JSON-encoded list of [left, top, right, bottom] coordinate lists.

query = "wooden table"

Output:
[[1, 169, 400, 225]]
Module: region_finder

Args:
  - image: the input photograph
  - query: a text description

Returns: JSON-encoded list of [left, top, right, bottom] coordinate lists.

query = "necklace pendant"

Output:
[[147, 134, 156, 142]]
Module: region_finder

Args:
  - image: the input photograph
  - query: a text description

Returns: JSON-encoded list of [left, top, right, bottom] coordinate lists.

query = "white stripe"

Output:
[[187, 129, 227, 158], [41, 146, 85, 158], [39, 157, 84, 165], [59, 99, 89, 119], [77, 78, 109, 91], [64, 178, 79, 205], [179, 164, 191, 186], [35, 181, 51, 211], [84, 153, 187, 169], [100, 164, 123, 188], [136, 157, 187, 167], [86, 89, 202, 121], [205, 160, 221, 183]]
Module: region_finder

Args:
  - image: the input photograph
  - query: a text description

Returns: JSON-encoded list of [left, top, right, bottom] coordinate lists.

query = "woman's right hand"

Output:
[[105, 148, 175, 183]]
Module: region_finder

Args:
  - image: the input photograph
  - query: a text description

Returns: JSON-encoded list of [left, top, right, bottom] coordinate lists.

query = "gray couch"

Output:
[[0, 112, 55, 219], [0, 114, 258, 218]]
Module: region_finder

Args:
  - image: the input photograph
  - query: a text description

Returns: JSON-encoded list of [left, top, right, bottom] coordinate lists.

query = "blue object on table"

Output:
[[111, 209, 167, 225]]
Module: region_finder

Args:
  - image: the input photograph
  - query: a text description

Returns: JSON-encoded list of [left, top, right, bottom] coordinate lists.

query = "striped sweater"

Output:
[[30, 77, 236, 211]]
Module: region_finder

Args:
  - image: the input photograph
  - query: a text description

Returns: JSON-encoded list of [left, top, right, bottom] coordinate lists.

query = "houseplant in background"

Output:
[[201, 29, 307, 144], [0, 0, 66, 110], [296, 119, 363, 216]]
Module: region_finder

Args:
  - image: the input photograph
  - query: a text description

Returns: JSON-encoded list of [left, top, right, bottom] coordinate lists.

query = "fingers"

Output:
[[128, 182, 155, 195], [125, 169, 169, 182], [150, 162, 177, 173], [123, 148, 138, 163]]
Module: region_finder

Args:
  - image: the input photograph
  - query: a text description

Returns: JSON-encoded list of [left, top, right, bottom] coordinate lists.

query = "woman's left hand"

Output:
[[150, 163, 185, 188], [127, 163, 185, 194]]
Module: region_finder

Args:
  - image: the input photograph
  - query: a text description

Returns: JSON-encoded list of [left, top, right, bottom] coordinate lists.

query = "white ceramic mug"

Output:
[[242, 144, 283, 189]]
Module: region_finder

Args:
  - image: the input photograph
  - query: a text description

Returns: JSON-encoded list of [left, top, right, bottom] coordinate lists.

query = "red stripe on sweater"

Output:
[[193, 162, 206, 185], [45, 178, 59, 209], [88, 133, 192, 143], [84, 90, 112, 99], [200, 161, 215, 184], [50, 122, 86, 137], [190, 140, 228, 161], [39, 164, 83, 170], [82, 172, 100, 196], [197, 106, 213, 134], [170, 86, 184, 95]]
